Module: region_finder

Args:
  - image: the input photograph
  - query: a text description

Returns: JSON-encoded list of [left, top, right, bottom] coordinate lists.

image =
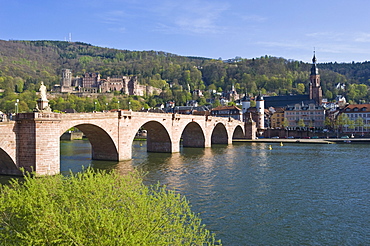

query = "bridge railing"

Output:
[[16, 112, 62, 120]]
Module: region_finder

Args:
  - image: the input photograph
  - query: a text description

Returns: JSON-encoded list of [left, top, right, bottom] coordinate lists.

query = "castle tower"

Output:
[[61, 69, 74, 93], [309, 52, 323, 104], [61, 69, 72, 87], [256, 93, 264, 129]]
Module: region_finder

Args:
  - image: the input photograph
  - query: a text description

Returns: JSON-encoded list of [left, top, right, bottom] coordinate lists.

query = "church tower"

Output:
[[309, 52, 322, 104]]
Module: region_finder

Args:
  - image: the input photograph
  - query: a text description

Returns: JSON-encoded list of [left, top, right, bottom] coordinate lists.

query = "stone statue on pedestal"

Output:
[[35, 81, 52, 112], [39, 81, 47, 101]]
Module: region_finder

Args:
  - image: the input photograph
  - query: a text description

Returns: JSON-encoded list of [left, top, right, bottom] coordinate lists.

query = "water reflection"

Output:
[[58, 140, 370, 245]]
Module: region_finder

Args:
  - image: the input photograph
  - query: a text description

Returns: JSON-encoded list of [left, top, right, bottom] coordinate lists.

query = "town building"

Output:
[[223, 84, 240, 101], [270, 108, 285, 129], [341, 104, 370, 134], [284, 103, 326, 129], [211, 105, 242, 121]]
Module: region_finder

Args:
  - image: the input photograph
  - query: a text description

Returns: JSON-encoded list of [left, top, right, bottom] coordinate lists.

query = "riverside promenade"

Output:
[[234, 138, 370, 144]]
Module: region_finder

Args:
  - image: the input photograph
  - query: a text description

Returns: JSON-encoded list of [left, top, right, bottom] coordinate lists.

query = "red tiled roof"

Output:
[[344, 104, 370, 112]]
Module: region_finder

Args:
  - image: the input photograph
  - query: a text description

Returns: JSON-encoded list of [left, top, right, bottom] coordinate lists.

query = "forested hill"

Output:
[[0, 39, 370, 103]]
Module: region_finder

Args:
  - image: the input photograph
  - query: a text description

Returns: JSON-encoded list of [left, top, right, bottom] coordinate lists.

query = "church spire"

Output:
[[309, 51, 322, 104], [310, 50, 319, 76], [312, 49, 317, 63]]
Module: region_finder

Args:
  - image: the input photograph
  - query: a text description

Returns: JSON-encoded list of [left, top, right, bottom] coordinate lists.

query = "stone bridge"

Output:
[[0, 111, 247, 176]]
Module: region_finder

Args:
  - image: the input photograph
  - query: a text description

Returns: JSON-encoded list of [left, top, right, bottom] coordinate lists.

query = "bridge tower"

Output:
[[256, 93, 264, 130]]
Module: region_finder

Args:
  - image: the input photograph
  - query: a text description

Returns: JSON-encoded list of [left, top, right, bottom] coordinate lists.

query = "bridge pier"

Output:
[[118, 142, 132, 160], [16, 113, 61, 176]]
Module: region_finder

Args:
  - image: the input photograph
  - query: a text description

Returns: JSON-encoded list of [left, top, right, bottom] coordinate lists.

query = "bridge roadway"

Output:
[[0, 111, 246, 176]]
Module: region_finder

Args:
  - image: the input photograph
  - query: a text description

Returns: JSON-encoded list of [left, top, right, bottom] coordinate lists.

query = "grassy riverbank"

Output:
[[0, 168, 220, 245]]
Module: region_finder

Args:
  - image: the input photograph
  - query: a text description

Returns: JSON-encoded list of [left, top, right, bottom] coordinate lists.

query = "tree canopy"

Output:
[[0, 168, 220, 245]]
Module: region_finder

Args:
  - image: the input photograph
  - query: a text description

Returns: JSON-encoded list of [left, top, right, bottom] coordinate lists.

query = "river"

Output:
[[60, 140, 370, 245]]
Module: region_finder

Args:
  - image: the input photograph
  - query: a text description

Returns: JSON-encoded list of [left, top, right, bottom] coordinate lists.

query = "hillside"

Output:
[[0, 39, 369, 112]]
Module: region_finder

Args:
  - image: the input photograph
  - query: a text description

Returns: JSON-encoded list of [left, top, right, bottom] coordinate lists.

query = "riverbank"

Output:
[[234, 138, 370, 144]]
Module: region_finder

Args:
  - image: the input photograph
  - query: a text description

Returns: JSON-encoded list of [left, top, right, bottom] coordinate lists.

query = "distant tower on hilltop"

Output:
[[61, 69, 72, 87], [60, 69, 74, 93], [309, 52, 323, 104]]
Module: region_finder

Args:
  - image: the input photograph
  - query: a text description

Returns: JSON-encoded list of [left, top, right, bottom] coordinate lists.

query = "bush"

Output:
[[0, 168, 220, 245]]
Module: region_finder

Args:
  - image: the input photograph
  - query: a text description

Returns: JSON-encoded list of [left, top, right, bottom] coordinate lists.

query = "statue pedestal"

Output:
[[35, 99, 51, 112]]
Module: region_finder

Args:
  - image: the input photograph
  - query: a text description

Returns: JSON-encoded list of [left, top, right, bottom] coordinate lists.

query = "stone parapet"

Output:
[[16, 112, 61, 121]]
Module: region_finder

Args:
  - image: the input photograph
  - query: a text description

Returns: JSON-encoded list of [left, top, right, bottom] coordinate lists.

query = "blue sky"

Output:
[[1, 0, 370, 63]]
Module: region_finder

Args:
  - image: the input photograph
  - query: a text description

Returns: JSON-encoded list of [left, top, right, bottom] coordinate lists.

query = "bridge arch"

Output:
[[181, 122, 205, 148], [0, 148, 20, 175], [61, 123, 118, 161], [211, 123, 228, 144], [232, 125, 245, 139], [141, 120, 172, 152]]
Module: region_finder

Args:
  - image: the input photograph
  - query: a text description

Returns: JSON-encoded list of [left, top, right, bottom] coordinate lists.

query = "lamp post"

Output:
[[129, 101, 131, 111], [106, 103, 108, 111], [15, 99, 19, 114], [117, 101, 120, 110], [94, 101, 97, 112]]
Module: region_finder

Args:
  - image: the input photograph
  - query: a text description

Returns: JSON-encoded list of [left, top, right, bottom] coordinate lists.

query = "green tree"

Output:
[[335, 113, 350, 136], [0, 168, 219, 245], [297, 118, 305, 128], [208, 84, 217, 91], [282, 117, 289, 128], [296, 83, 305, 94], [212, 99, 221, 108], [324, 90, 333, 100], [324, 116, 332, 129], [14, 77, 24, 93], [348, 119, 355, 133], [355, 117, 364, 135], [282, 117, 290, 137]]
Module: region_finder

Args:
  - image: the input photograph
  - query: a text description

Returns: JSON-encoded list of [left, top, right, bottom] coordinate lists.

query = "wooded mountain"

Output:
[[0, 39, 369, 106]]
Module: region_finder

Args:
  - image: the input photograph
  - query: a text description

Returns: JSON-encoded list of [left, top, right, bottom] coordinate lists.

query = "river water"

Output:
[[60, 140, 370, 245]]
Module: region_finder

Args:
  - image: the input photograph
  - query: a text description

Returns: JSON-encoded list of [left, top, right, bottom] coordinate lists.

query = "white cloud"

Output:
[[240, 14, 267, 23], [153, 0, 230, 35], [354, 32, 370, 43], [100, 10, 127, 24], [256, 40, 306, 50], [306, 32, 346, 42], [108, 27, 126, 33]]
